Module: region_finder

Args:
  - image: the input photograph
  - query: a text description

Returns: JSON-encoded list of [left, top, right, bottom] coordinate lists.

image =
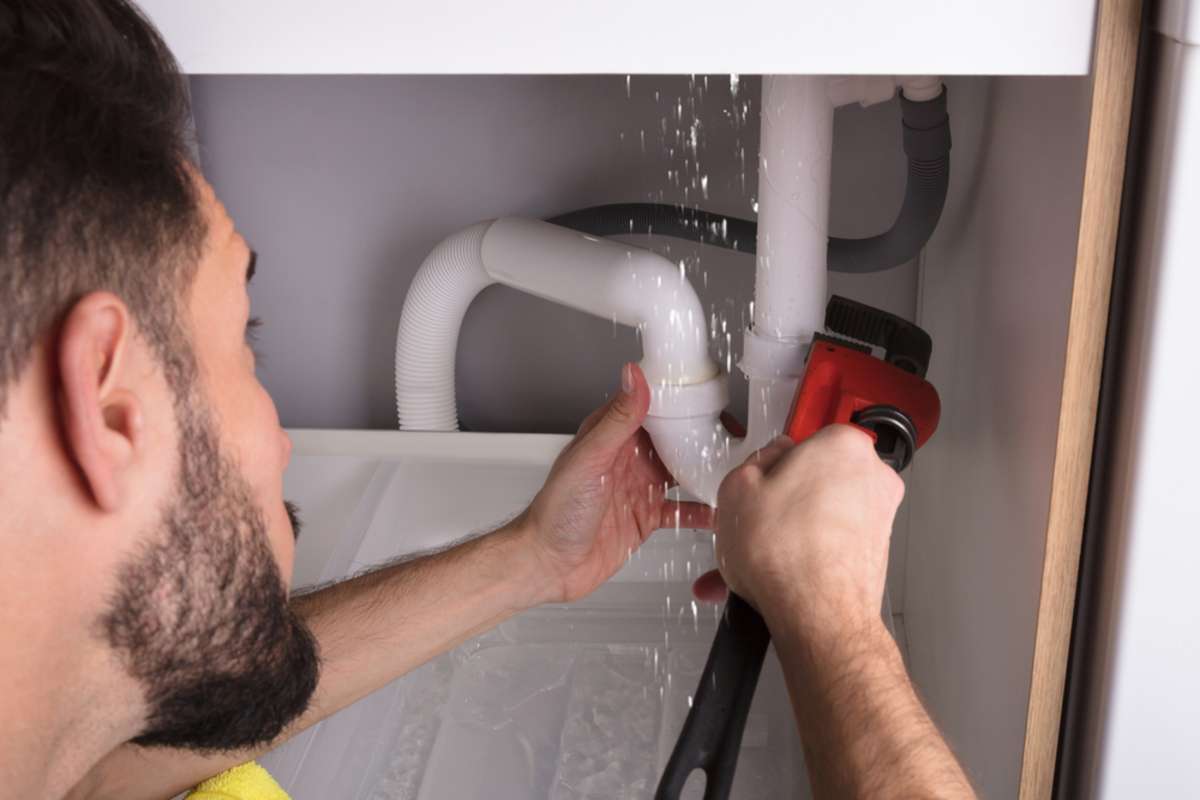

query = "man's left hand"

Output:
[[517, 363, 713, 605]]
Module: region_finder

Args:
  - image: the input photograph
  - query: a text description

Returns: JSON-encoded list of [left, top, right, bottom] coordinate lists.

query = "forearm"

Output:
[[768, 610, 975, 800], [69, 520, 547, 800], [292, 519, 544, 719]]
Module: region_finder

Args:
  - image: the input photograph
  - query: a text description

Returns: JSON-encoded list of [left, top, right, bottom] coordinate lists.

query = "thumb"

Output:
[[580, 362, 650, 455]]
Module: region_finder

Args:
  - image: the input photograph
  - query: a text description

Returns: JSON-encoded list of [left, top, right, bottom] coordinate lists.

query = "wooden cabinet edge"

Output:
[[1018, 0, 1144, 797]]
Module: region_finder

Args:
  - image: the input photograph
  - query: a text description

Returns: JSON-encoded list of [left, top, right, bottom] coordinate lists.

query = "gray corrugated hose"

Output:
[[547, 87, 951, 274]]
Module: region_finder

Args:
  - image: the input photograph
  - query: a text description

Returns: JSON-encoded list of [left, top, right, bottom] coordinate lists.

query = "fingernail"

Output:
[[621, 363, 634, 394]]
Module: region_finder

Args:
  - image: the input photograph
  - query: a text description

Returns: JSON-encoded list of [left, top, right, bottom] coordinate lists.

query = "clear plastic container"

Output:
[[261, 452, 810, 799]]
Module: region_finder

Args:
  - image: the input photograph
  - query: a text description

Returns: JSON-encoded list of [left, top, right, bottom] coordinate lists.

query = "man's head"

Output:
[[0, 0, 318, 753]]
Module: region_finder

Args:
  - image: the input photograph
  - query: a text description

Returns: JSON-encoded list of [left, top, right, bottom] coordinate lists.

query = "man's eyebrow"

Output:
[[245, 250, 258, 285]]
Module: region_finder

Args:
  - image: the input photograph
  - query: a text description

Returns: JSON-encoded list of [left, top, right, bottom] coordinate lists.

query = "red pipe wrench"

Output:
[[657, 296, 942, 800]]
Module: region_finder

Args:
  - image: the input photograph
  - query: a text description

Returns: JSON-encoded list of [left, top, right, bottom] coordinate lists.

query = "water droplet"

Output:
[[625, 74, 631, 98]]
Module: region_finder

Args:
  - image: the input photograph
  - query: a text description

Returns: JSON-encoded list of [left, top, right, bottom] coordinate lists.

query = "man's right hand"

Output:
[[694, 424, 977, 799], [695, 424, 905, 641]]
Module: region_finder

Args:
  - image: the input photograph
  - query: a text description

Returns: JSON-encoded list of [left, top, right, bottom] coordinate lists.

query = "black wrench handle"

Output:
[[655, 592, 771, 800]]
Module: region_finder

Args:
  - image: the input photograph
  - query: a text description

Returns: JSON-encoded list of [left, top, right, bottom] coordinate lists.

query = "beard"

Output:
[[100, 389, 320, 752]]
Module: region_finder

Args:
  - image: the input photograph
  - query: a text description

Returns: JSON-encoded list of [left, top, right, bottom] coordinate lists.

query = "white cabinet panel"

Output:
[[138, 0, 1097, 75], [1092, 33, 1200, 800]]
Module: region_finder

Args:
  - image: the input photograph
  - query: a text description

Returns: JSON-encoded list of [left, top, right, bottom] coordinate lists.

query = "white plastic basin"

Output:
[[260, 430, 809, 799]]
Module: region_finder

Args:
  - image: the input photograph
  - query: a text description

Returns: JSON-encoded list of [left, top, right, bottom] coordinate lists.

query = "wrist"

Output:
[[775, 610, 898, 685], [489, 514, 560, 611], [759, 584, 892, 659]]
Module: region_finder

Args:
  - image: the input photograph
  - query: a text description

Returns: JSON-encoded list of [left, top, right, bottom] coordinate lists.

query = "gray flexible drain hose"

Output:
[[828, 88, 951, 272], [547, 88, 951, 274]]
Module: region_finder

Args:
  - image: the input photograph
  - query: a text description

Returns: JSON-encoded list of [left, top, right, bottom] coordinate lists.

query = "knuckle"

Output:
[[606, 396, 635, 425], [727, 463, 756, 489], [763, 434, 792, 453]]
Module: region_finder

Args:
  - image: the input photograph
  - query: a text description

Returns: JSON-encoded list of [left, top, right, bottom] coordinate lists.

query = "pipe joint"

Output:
[[895, 75, 943, 102], [900, 88, 952, 161], [739, 327, 811, 381], [649, 374, 729, 419], [827, 75, 898, 108]]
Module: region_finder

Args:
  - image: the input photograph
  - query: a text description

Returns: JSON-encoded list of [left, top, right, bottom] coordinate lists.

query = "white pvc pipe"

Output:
[[642, 376, 800, 506], [643, 77, 841, 504], [397, 74, 891, 505], [827, 74, 944, 108], [395, 218, 719, 431], [482, 218, 717, 388], [753, 75, 833, 342], [827, 75, 898, 108], [895, 75, 942, 101], [641, 415, 735, 505]]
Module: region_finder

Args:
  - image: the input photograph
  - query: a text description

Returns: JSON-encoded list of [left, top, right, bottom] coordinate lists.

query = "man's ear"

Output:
[[57, 292, 144, 513]]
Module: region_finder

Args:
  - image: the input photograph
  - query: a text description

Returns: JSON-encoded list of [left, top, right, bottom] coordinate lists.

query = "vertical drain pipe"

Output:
[[753, 75, 833, 341], [644, 76, 839, 500], [738, 76, 835, 450]]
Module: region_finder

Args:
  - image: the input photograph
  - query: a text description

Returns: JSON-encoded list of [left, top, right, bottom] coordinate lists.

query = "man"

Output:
[[0, 1, 974, 798]]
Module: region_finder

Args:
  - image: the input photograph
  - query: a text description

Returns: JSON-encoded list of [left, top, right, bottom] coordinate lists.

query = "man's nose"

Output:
[[281, 430, 293, 467]]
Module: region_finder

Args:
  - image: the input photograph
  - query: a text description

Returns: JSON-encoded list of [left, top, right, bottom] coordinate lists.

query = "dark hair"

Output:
[[0, 0, 206, 422]]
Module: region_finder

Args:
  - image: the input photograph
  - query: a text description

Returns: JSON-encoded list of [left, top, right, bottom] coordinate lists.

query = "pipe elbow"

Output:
[[621, 249, 718, 390], [396, 217, 733, 503], [481, 217, 718, 391], [643, 413, 738, 507]]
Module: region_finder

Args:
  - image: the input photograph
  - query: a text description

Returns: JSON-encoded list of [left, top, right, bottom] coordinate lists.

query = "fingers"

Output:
[[746, 434, 794, 475], [716, 435, 794, 508], [658, 500, 715, 531], [577, 363, 650, 456], [692, 569, 728, 603]]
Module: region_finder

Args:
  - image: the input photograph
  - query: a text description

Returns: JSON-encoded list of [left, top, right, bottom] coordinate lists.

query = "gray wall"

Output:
[[904, 75, 1091, 798], [190, 75, 918, 434]]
